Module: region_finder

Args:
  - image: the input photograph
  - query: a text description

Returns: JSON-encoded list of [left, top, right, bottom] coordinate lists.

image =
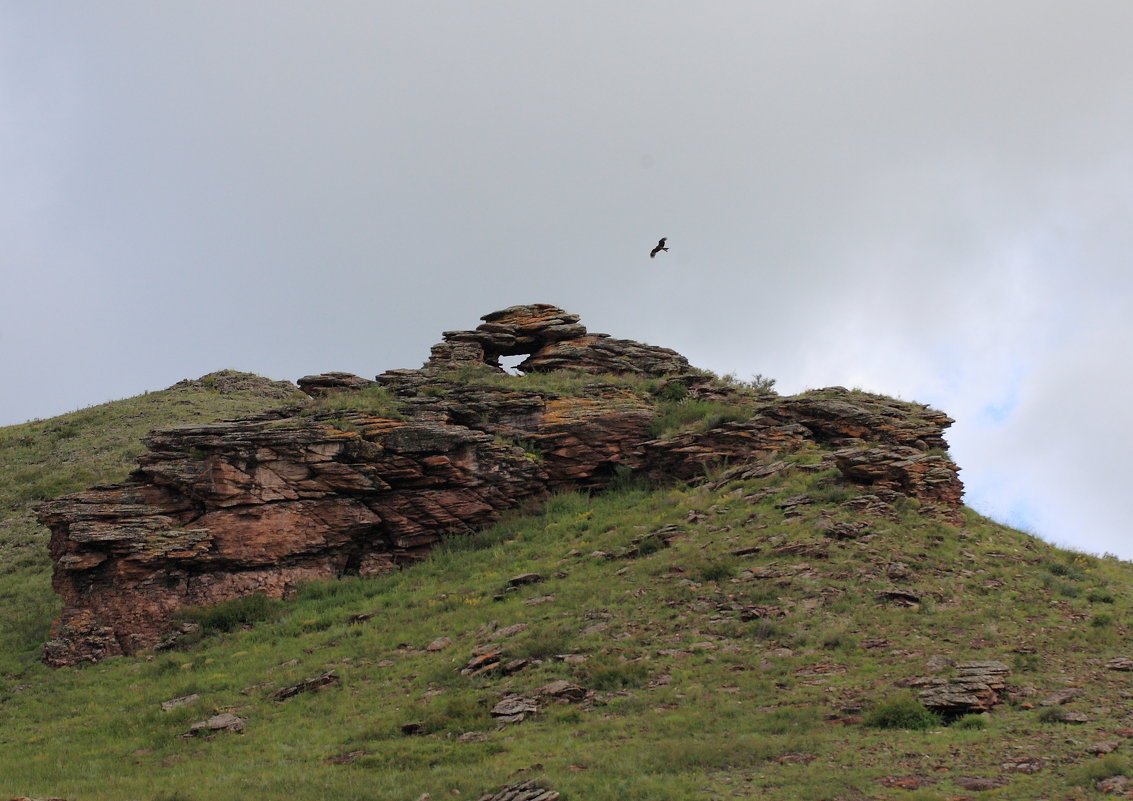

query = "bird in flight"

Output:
[[649, 237, 669, 258]]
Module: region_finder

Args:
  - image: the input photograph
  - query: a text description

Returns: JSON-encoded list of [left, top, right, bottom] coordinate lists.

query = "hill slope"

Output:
[[2, 311, 1133, 801], [4, 464, 1133, 800]]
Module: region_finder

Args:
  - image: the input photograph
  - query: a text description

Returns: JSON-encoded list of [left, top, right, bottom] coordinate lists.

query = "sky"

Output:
[[2, 2, 1131, 558]]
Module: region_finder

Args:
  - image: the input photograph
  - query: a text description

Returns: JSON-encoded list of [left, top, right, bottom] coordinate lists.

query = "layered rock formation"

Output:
[[423, 303, 691, 377], [914, 660, 1012, 717], [40, 304, 963, 666]]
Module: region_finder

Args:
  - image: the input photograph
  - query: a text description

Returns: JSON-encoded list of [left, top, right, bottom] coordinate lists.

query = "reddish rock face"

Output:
[[39, 305, 963, 666], [40, 414, 550, 665]]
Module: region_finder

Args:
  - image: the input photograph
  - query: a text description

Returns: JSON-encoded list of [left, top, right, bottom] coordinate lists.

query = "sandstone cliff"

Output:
[[39, 304, 962, 666]]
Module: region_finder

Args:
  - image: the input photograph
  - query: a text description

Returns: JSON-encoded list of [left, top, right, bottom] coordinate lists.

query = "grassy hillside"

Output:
[[2, 374, 1133, 800]]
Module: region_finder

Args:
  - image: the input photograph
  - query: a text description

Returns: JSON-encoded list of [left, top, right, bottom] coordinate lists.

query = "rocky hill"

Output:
[[3, 303, 1133, 801], [40, 304, 960, 667]]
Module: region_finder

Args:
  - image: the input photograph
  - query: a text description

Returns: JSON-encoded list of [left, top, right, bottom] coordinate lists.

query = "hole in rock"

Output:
[[499, 355, 526, 375]]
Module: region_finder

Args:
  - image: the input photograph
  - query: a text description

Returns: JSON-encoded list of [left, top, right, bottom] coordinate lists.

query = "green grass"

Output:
[[647, 398, 757, 438], [178, 593, 287, 635], [864, 696, 942, 730], [304, 383, 404, 419], [4, 370, 1133, 799], [4, 468, 1130, 799], [433, 365, 659, 397]]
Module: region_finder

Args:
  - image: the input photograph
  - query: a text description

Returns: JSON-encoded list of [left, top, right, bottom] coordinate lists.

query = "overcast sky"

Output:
[[3, 2, 1131, 558]]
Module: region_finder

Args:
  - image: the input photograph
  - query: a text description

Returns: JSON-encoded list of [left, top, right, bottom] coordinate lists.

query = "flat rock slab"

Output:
[[491, 694, 538, 724], [491, 623, 529, 640], [324, 749, 370, 764], [267, 670, 340, 701], [1001, 757, 1044, 774], [535, 680, 587, 702], [475, 779, 561, 801], [1039, 688, 1084, 706], [1087, 740, 1121, 755], [160, 693, 201, 712], [189, 712, 245, 735], [880, 776, 936, 790], [956, 776, 1007, 791]]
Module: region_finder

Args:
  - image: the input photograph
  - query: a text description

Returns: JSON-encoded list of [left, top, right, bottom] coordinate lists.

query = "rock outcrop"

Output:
[[39, 304, 963, 666], [40, 413, 548, 666], [296, 372, 376, 397], [423, 303, 690, 377], [914, 660, 1011, 717]]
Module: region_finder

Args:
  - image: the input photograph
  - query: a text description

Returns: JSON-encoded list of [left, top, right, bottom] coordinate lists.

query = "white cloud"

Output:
[[2, 2, 1132, 557]]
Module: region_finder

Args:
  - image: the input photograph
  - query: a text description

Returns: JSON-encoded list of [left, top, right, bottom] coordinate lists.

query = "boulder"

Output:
[[160, 693, 201, 712], [915, 660, 1010, 716], [535, 680, 587, 702], [490, 694, 538, 724]]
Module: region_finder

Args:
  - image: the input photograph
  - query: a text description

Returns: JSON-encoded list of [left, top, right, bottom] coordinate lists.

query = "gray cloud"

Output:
[[3, 2, 1131, 556]]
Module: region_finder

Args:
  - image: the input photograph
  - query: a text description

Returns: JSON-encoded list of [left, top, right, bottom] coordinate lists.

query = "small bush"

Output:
[[605, 465, 652, 494], [1087, 587, 1116, 604], [695, 560, 735, 583], [1068, 754, 1131, 786], [1090, 612, 1114, 628], [509, 627, 572, 661], [864, 696, 941, 730], [418, 694, 492, 735], [495, 435, 543, 462], [820, 628, 857, 652], [648, 399, 755, 439], [179, 593, 284, 635], [310, 384, 404, 419], [1045, 561, 1085, 581], [576, 656, 650, 690], [1036, 707, 1072, 724], [750, 619, 783, 641], [657, 381, 689, 401], [634, 533, 667, 557], [810, 476, 856, 504], [747, 374, 777, 394], [1041, 574, 1081, 598], [951, 713, 987, 730]]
